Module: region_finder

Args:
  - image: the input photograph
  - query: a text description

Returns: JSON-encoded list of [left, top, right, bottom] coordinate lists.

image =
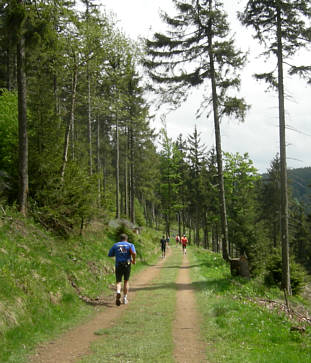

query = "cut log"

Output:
[[230, 255, 250, 279]]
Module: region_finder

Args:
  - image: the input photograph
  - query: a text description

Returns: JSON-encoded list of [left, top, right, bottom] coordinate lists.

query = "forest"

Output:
[[1, 0, 311, 298]]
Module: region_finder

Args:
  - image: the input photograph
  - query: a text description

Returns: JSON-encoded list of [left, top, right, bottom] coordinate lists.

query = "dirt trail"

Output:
[[28, 250, 170, 363], [173, 252, 206, 362], [29, 248, 207, 363]]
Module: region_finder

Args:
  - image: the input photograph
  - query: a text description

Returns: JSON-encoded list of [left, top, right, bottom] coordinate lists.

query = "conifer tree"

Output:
[[144, 0, 248, 261], [174, 134, 189, 237], [240, 0, 311, 294], [260, 155, 281, 249], [187, 126, 206, 245]]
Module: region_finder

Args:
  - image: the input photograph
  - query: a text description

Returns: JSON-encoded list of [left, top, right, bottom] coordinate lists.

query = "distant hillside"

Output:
[[288, 167, 311, 211], [261, 167, 311, 212]]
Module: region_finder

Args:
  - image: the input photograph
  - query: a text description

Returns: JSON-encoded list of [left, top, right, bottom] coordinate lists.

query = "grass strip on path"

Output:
[[187, 247, 311, 363], [79, 247, 182, 363]]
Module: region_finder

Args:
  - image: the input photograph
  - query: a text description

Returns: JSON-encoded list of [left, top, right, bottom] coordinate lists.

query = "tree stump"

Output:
[[230, 255, 250, 279]]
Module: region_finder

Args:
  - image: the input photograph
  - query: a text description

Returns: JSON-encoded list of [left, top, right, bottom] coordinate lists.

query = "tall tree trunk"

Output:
[[273, 220, 277, 248], [96, 116, 101, 206], [7, 46, 12, 90], [61, 62, 78, 181], [125, 125, 129, 217], [178, 211, 181, 240], [53, 74, 60, 117], [208, 4, 229, 261], [129, 120, 135, 223], [195, 206, 200, 245], [17, 15, 28, 216], [276, 7, 291, 295], [115, 114, 120, 219], [152, 203, 156, 228], [87, 67, 93, 175], [204, 227, 209, 249]]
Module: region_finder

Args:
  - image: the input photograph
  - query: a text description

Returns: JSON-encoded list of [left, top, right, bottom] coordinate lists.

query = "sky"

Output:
[[98, 0, 311, 173]]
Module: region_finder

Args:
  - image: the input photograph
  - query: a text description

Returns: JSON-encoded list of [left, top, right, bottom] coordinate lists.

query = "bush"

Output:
[[114, 223, 136, 244], [264, 252, 307, 295]]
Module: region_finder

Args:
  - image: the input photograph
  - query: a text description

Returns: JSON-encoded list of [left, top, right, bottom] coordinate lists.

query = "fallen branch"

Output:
[[234, 295, 311, 328], [68, 275, 108, 306]]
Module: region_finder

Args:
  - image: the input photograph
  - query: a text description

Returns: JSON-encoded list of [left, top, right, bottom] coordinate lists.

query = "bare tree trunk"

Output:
[[17, 17, 28, 216], [212, 225, 217, 252], [208, 13, 229, 261], [203, 213, 209, 249], [129, 120, 135, 223], [115, 115, 120, 219], [61, 62, 78, 181], [87, 67, 93, 175], [178, 211, 181, 240], [276, 7, 291, 295], [152, 203, 156, 228], [53, 74, 60, 117], [96, 116, 101, 206], [125, 125, 129, 217], [7, 46, 12, 91]]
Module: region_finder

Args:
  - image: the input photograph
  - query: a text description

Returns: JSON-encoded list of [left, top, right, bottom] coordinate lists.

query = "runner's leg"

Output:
[[123, 280, 129, 304], [115, 265, 123, 306], [124, 280, 129, 296], [123, 265, 131, 304]]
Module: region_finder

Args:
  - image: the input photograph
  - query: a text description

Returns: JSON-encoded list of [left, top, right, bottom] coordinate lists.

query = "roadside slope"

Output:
[[188, 248, 311, 363], [0, 213, 160, 363]]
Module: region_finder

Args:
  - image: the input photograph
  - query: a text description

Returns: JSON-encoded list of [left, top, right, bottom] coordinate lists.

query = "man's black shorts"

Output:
[[161, 244, 166, 252], [115, 262, 131, 282]]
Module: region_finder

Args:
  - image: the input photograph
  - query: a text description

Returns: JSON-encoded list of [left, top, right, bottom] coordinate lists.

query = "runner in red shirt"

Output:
[[181, 235, 188, 255]]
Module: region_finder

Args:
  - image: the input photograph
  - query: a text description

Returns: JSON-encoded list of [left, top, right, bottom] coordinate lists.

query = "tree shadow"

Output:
[[131, 278, 233, 294], [161, 263, 207, 269]]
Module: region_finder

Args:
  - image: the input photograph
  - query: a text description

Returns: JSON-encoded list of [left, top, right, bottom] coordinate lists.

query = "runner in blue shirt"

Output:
[[108, 233, 136, 306]]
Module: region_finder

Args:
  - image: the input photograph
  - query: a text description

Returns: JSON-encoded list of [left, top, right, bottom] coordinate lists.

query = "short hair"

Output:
[[120, 233, 128, 241]]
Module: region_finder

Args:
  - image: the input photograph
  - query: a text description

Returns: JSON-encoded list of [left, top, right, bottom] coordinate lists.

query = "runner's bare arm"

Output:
[[130, 249, 136, 264]]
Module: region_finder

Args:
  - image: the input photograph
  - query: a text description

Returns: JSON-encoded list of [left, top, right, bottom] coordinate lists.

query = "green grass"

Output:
[[0, 209, 161, 363], [4, 209, 310, 363], [79, 248, 182, 363], [187, 248, 311, 363]]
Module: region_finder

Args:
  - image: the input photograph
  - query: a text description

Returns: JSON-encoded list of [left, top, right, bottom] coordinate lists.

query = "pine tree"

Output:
[[187, 126, 206, 245], [260, 155, 282, 248], [240, 0, 311, 294], [144, 0, 248, 260]]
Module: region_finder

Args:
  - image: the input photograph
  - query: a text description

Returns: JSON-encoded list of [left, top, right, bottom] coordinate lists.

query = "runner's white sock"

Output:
[[117, 289, 121, 294]]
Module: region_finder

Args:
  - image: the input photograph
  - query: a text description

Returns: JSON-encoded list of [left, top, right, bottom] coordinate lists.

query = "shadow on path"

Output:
[[131, 278, 232, 294], [161, 263, 206, 269]]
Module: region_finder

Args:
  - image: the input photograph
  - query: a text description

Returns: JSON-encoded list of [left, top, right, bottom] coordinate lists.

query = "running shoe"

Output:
[[116, 293, 121, 306], [123, 296, 128, 304]]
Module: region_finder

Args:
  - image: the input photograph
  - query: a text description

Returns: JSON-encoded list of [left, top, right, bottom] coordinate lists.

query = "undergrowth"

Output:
[[188, 248, 311, 363]]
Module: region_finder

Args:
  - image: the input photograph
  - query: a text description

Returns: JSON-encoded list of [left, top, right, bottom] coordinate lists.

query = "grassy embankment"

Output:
[[0, 209, 160, 363], [79, 248, 182, 363], [188, 248, 311, 363]]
